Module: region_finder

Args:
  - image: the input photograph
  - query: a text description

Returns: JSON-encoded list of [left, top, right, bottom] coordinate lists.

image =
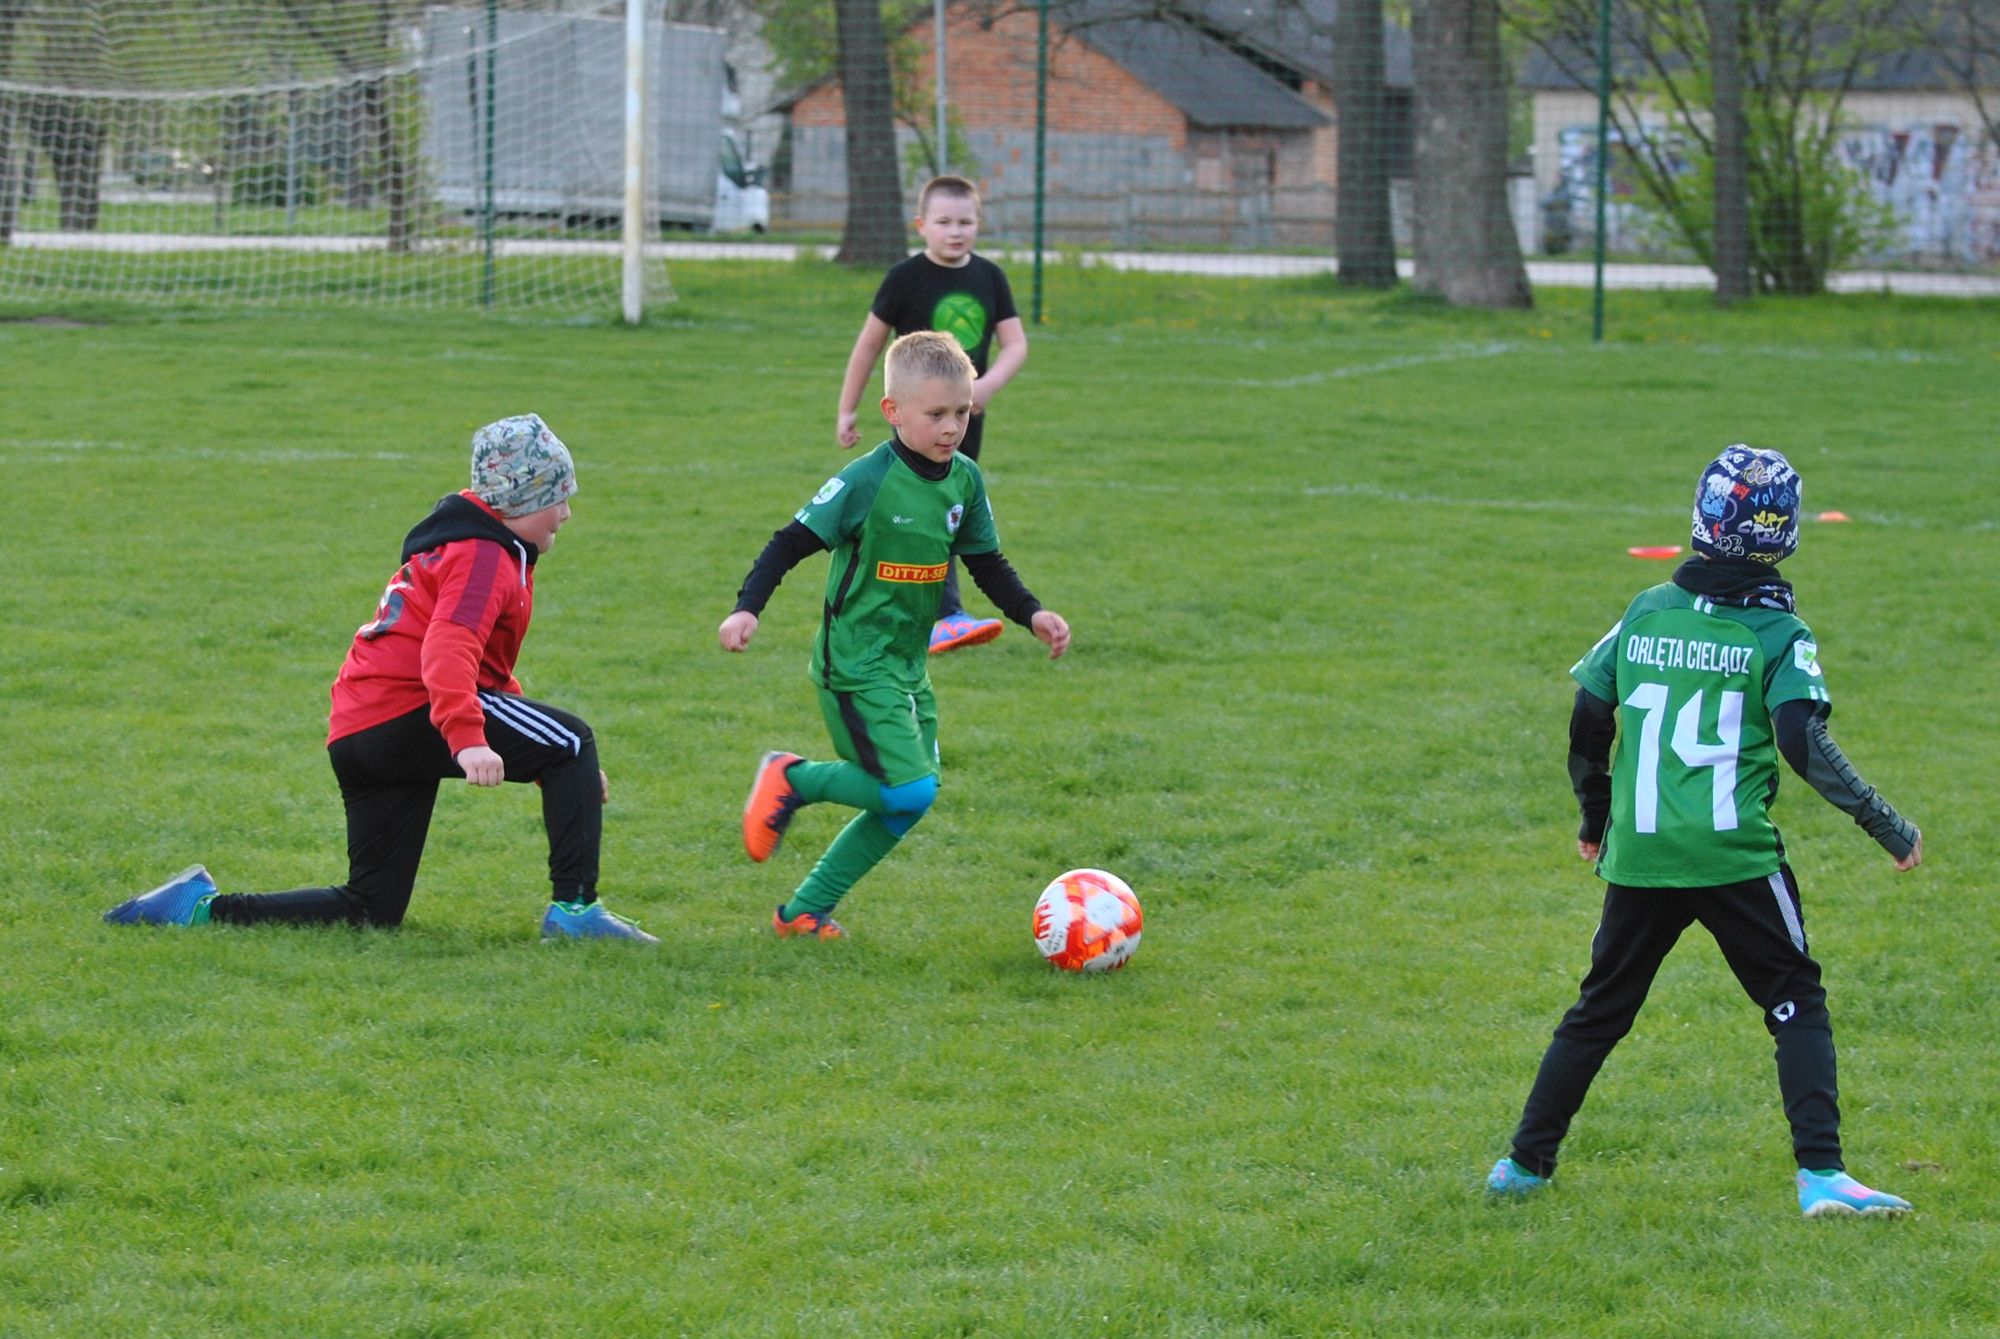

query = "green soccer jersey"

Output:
[[793, 439, 1000, 693], [1572, 582, 1831, 887]]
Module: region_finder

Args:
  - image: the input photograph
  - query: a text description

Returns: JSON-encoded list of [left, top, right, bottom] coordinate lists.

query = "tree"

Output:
[[277, 0, 420, 253], [1410, 0, 1532, 307], [829, 0, 909, 263], [1333, 0, 1398, 286], [1508, 0, 1905, 294], [1707, 0, 1749, 302], [756, 0, 933, 265], [1891, 0, 2000, 147], [0, 0, 23, 245]]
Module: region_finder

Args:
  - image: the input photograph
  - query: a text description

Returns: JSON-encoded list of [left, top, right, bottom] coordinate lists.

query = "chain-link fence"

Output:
[[2, 0, 1993, 315], [775, 0, 1997, 304]]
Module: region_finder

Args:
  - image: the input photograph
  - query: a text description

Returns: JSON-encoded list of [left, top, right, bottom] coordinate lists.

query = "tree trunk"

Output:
[[370, 76, 412, 254], [36, 97, 105, 232], [1409, 0, 1530, 308], [0, 1, 18, 245], [0, 108, 15, 245], [1332, 0, 1397, 287], [1707, 0, 1750, 304], [831, 0, 908, 267]]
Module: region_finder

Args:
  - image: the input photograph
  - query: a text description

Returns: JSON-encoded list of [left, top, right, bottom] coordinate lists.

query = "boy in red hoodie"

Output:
[[106, 414, 653, 943]]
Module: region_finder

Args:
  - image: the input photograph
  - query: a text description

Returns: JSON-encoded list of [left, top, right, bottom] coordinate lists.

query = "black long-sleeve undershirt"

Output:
[[1771, 699, 1919, 859], [1567, 687, 1617, 844], [959, 550, 1042, 627], [733, 521, 827, 616], [733, 520, 1043, 628], [1566, 686, 1918, 859]]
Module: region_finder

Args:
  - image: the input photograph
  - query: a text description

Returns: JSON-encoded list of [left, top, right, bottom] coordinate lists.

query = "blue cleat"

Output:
[[1797, 1169, 1911, 1217], [1485, 1157, 1550, 1199], [104, 864, 217, 926], [540, 900, 658, 945]]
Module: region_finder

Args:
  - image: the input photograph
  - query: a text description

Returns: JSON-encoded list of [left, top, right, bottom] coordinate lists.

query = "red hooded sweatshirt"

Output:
[[328, 491, 538, 753]]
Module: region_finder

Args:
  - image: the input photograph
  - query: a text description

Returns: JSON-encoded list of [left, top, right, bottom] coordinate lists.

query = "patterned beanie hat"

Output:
[[470, 414, 576, 517], [1690, 444, 1801, 565]]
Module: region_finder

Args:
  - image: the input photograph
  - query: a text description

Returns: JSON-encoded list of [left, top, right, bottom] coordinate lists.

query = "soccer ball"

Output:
[[1033, 868, 1143, 972]]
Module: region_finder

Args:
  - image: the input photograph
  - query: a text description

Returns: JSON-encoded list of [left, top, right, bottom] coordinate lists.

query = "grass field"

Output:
[[4, 266, 1998, 1337]]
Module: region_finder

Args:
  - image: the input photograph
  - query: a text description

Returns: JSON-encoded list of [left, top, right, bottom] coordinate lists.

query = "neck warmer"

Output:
[[1672, 556, 1795, 613]]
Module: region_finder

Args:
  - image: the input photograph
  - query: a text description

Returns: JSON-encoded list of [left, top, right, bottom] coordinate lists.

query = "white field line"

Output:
[[1239, 342, 1521, 386], [15, 437, 1991, 530], [13, 230, 2000, 297]]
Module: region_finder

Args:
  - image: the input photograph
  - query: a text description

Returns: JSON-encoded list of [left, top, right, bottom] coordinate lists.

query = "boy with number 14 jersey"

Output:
[[1486, 446, 1924, 1219], [1575, 580, 1826, 887]]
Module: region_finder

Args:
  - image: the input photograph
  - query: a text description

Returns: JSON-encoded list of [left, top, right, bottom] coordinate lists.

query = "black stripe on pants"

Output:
[[834, 690, 887, 781], [208, 696, 600, 928], [1506, 864, 1842, 1177]]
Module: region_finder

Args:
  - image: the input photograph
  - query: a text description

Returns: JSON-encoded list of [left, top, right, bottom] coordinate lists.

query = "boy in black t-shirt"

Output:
[[836, 175, 1028, 654]]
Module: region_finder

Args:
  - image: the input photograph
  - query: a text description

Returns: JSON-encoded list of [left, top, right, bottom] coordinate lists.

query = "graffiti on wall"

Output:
[[1549, 120, 2000, 265], [1838, 122, 2000, 264]]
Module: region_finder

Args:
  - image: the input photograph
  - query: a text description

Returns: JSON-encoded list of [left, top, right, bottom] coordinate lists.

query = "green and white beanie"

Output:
[[470, 414, 576, 517]]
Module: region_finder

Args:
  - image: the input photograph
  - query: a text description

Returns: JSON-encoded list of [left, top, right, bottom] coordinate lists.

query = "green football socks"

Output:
[[785, 760, 885, 812], [783, 813, 901, 920]]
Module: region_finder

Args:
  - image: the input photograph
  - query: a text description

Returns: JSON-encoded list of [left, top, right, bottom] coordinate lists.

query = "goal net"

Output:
[[0, 1, 723, 315]]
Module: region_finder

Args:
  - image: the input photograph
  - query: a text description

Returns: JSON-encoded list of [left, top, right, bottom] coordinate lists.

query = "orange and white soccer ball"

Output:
[[1033, 868, 1143, 972]]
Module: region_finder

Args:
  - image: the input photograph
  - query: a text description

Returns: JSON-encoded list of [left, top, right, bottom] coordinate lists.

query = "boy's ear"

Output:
[[879, 393, 899, 423]]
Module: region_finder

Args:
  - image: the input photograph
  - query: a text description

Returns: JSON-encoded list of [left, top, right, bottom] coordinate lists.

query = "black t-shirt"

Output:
[[870, 253, 1019, 375]]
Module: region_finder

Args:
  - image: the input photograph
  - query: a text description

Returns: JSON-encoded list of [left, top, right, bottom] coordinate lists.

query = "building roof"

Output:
[[1058, 0, 1331, 128], [1171, 0, 1414, 89]]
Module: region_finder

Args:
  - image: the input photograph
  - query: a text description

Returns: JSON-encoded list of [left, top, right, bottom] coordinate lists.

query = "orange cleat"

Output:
[[772, 905, 845, 939], [930, 613, 1004, 654], [743, 751, 804, 862]]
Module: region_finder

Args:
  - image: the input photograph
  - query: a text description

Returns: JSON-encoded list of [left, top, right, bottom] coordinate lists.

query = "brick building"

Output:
[[776, 0, 1412, 248]]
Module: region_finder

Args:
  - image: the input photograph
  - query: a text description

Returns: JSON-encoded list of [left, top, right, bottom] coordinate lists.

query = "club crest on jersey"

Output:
[[877, 560, 948, 584], [811, 477, 845, 505], [946, 503, 964, 534]]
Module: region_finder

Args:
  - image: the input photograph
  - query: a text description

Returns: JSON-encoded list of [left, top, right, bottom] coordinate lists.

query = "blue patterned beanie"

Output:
[[1691, 445, 1801, 565]]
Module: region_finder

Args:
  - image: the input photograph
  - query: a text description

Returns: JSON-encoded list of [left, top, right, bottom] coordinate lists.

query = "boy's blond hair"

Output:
[[884, 330, 975, 399], [917, 174, 980, 217]]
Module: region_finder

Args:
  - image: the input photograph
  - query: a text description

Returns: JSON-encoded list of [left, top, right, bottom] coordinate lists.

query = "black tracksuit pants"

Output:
[[208, 695, 600, 928], [1507, 864, 1843, 1177]]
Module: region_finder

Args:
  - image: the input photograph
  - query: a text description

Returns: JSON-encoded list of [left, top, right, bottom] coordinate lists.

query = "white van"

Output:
[[713, 130, 769, 233]]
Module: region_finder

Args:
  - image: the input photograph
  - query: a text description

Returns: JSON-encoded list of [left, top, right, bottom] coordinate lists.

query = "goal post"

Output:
[[0, 0, 723, 318]]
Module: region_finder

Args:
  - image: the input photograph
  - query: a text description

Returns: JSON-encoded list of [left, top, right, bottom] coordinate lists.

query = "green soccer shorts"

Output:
[[817, 684, 939, 788]]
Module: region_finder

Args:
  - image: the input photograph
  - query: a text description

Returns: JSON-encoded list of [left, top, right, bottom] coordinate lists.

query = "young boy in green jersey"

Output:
[[1486, 446, 1924, 1218], [721, 331, 1069, 939], [835, 175, 1029, 656]]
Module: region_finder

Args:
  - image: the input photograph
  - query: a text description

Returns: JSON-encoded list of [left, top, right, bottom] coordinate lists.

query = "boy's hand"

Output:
[[601, 770, 610, 804], [1578, 839, 1601, 862], [456, 745, 504, 787], [719, 610, 759, 652], [1031, 610, 1070, 660], [970, 378, 992, 414], [1894, 831, 1923, 871], [837, 411, 861, 449]]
